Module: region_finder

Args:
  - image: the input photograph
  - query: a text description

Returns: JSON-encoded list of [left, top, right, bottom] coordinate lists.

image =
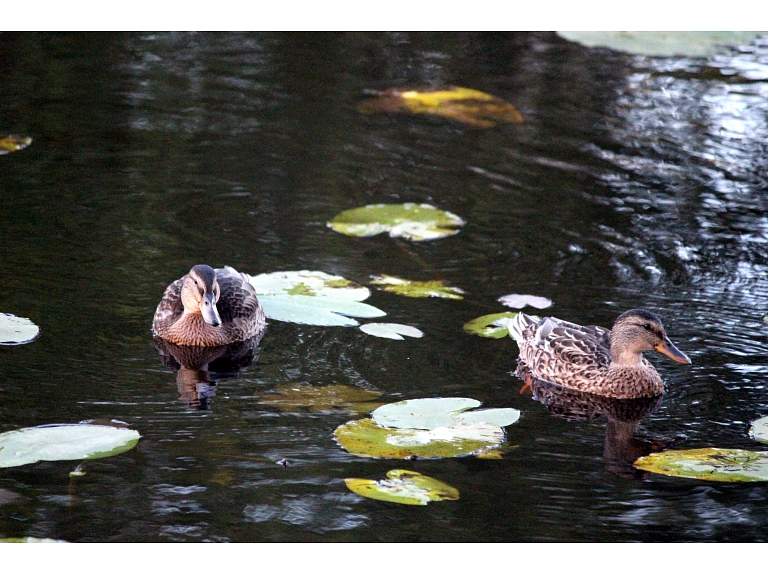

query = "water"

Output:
[[2, 32, 768, 542]]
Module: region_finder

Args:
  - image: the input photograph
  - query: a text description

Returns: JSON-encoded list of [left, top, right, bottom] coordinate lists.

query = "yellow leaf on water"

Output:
[[0, 135, 32, 155]]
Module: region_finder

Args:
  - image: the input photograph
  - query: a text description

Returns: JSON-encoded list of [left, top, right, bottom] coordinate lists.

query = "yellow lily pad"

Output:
[[0, 135, 32, 155], [634, 448, 768, 482], [370, 275, 464, 300], [358, 86, 523, 128], [328, 203, 465, 242], [258, 384, 383, 414], [463, 312, 520, 339], [345, 469, 459, 506]]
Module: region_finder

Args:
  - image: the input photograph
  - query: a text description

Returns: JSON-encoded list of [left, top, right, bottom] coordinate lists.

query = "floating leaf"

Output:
[[258, 384, 383, 414], [557, 31, 767, 57], [0, 135, 32, 155], [463, 312, 520, 339], [358, 86, 523, 128], [498, 294, 552, 310], [258, 294, 385, 327], [370, 275, 464, 300], [0, 424, 140, 469], [0, 313, 40, 345], [750, 416, 768, 444], [334, 417, 505, 459], [328, 203, 465, 242], [247, 270, 371, 301], [345, 469, 459, 506], [0, 537, 67, 543], [634, 448, 768, 482], [359, 323, 423, 340], [372, 397, 520, 430]]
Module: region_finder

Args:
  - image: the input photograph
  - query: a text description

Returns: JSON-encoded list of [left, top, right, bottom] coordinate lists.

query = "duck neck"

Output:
[[609, 340, 645, 367]]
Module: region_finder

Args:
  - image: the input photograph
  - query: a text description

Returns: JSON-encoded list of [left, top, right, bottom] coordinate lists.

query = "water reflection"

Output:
[[154, 334, 262, 409]]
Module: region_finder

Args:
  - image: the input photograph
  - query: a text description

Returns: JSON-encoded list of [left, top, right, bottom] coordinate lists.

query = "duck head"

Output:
[[180, 264, 222, 327], [610, 309, 690, 366]]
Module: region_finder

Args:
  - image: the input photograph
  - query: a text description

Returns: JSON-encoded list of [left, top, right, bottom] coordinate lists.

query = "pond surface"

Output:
[[2, 32, 768, 542]]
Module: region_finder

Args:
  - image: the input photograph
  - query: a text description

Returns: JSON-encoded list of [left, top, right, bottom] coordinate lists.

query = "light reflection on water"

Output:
[[2, 32, 768, 542]]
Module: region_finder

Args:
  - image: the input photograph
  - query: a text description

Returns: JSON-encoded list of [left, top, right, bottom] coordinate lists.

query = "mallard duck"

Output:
[[153, 265, 266, 346], [509, 308, 690, 399]]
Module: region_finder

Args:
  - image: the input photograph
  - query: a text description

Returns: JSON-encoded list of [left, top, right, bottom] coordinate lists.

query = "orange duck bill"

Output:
[[655, 337, 691, 364]]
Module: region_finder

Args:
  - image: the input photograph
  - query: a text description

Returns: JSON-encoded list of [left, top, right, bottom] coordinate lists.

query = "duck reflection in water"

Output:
[[517, 366, 684, 477], [154, 334, 263, 410]]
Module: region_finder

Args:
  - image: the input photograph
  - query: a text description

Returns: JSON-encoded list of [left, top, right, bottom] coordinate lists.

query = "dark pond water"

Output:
[[2, 32, 768, 542]]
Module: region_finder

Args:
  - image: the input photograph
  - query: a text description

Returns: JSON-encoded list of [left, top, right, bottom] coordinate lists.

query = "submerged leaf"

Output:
[[345, 469, 459, 506], [258, 294, 386, 327], [372, 397, 520, 430], [634, 448, 768, 482], [0, 135, 32, 155], [358, 86, 523, 128], [0, 424, 140, 469], [0, 313, 40, 345], [328, 203, 465, 242], [750, 416, 768, 444], [557, 31, 767, 57], [463, 312, 520, 339], [359, 323, 423, 340], [334, 418, 505, 459], [370, 275, 464, 299], [258, 384, 383, 414], [498, 294, 552, 310]]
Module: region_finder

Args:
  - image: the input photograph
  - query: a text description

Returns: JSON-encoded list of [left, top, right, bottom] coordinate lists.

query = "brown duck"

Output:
[[509, 309, 690, 399], [153, 265, 266, 346]]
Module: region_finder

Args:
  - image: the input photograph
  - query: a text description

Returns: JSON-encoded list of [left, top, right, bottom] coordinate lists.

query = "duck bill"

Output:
[[655, 337, 691, 364], [201, 293, 222, 327]]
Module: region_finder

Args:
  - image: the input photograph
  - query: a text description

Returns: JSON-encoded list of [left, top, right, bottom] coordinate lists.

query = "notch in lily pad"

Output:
[[463, 312, 520, 339], [358, 86, 523, 128], [328, 203, 465, 242], [0, 424, 141, 469], [345, 469, 459, 506], [634, 447, 768, 482], [370, 275, 464, 300], [0, 135, 32, 155], [0, 313, 40, 345]]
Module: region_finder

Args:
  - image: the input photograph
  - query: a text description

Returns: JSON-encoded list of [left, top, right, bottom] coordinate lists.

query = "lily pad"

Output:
[[372, 397, 520, 430], [257, 384, 383, 414], [0, 135, 32, 155], [0, 537, 67, 543], [370, 275, 464, 300], [558, 31, 767, 57], [334, 417, 505, 459], [750, 416, 768, 444], [328, 203, 465, 242], [634, 448, 768, 482], [258, 293, 385, 327], [345, 469, 459, 506], [358, 86, 523, 128], [0, 424, 140, 469], [463, 312, 520, 339], [359, 323, 423, 340], [498, 294, 552, 310], [247, 270, 371, 301], [0, 313, 40, 345]]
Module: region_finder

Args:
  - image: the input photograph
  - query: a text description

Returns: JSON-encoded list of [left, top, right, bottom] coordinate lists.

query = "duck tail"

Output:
[[508, 312, 537, 346]]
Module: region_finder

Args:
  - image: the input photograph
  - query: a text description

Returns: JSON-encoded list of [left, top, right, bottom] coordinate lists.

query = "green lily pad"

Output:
[[258, 294, 385, 327], [558, 31, 767, 57], [359, 323, 423, 340], [370, 275, 464, 300], [372, 397, 520, 430], [334, 417, 505, 459], [750, 416, 768, 444], [0, 313, 40, 345], [463, 312, 520, 339], [634, 448, 768, 482], [0, 537, 67, 543], [328, 203, 465, 242], [247, 270, 371, 301], [498, 294, 552, 310], [0, 135, 32, 155], [358, 86, 523, 128], [0, 424, 141, 469], [345, 469, 459, 506], [258, 384, 383, 414]]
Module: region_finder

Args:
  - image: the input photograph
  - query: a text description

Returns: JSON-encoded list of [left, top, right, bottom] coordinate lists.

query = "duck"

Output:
[[153, 265, 266, 347], [508, 308, 690, 399]]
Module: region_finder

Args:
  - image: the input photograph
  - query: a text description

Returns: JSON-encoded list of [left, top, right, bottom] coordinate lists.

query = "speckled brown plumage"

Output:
[[509, 309, 690, 399], [153, 265, 266, 346]]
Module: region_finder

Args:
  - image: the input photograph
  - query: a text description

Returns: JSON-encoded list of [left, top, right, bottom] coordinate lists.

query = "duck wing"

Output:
[[215, 267, 266, 339], [153, 277, 184, 335]]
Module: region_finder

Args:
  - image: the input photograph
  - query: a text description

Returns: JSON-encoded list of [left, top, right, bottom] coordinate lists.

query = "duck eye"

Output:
[[643, 323, 652, 331]]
